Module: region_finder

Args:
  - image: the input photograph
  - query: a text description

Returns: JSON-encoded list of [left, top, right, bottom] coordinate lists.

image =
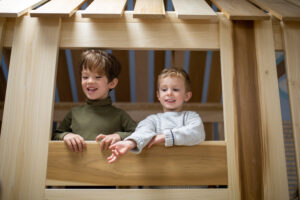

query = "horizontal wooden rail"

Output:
[[46, 141, 228, 186]]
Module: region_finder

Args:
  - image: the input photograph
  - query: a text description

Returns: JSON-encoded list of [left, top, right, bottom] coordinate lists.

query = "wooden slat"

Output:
[[219, 14, 241, 200], [81, 0, 127, 18], [285, 0, 300, 7], [249, 0, 300, 21], [254, 19, 289, 200], [272, 18, 284, 50], [211, 0, 269, 20], [30, 0, 86, 17], [46, 141, 227, 186], [172, 51, 185, 68], [45, 188, 229, 200], [135, 51, 149, 102], [0, 0, 47, 17], [172, 0, 217, 20], [281, 21, 300, 194], [154, 51, 165, 102], [0, 16, 61, 200], [133, 0, 165, 18]]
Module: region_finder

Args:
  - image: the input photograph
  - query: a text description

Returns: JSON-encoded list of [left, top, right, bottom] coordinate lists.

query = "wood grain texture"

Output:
[[154, 51, 165, 102], [172, 0, 217, 19], [133, 0, 165, 18], [281, 21, 300, 194], [0, 0, 47, 17], [254, 19, 289, 200], [45, 188, 229, 200], [249, 0, 300, 21], [46, 141, 227, 186], [30, 0, 86, 17], [135, 50, 149, 102], [81, 0, 127, 18], [285, 0, 300, 7], [0, 16, 61, 200], [211, 0, 269, 20]]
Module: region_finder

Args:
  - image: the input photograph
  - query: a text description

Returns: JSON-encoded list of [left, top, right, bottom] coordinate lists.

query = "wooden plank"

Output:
[[285, 0, 300, 7], [219, 14, 241, 200], [249, 0, 300, 21], [281, 21, 300, 194], [254, 19, 289, 200], [0, 16, 61, 200], [133, 0, 165, 18], [272, 18, 284, 51], [135, 51, 149, 102], [30, 0, 86, 17], [210, 0, 269, 20], [45, 188, 229, 200], [172, 0, 217, 19], [81, 0, 127, 18], [154, 51, 165, 102], [0, 18, 6, 102], [46, 141, 227, 186], [0, 0, 47, 17], [70, 50, 85, 102], [172, 51, 185, 68]]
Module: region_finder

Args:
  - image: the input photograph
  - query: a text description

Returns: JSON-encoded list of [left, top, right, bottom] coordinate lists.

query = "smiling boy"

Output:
[[53, 49, 136, 152], [107, 68, 205, 163]]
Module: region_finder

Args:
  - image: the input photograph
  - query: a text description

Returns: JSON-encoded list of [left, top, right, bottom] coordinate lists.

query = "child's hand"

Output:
[[96, 133, 121, 151], [63, 133, 86, 152], [146, 134, 165, 148], [107, 140, 136, 163]]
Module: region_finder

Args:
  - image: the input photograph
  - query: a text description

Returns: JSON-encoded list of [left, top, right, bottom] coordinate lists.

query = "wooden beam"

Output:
[[281, 21, 300, 194], [211, 0, 269, 20], [172, 0, 217, 20], [0, 0, 47, 17], [133, 0, 165, 18], [45, 188, 229, 200], [46, 141, 227, 186], [135, 51, 149, 102], [81, 0, 127, 18], [0, 16, 61, 200], [285, 0, 300, 7]]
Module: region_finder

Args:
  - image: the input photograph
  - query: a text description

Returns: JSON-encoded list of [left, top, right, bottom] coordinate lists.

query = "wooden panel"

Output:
[[56, 50, 73, 101], [219, 14, 241, 200], [254, 19, 289, 200], [0, 0, 47, 17], [249, 0, 300, 21], [112, 50, 131, 102], [282, 21, 300, 194], [70, 50, 85, 102], [211, 0, 268, 20], [30, 0, 86, 17], [81, 0, 127, 18], [46, 141, 227, 186], [133, 0, 165, 18], [204, 123, 213, 140], [0, 18, 6, 102], [45, 188, 229, 200], [172, 0, 217, 19], [285, 0, 300, 7], [172, 51, 185, 68], [189, 51, 206, 102], [135, 51, 149, 102], [0, 16, 61, 200], [272, 18, 284, 51], [154, 51, 165, 102], [206, 51, 222, 103]]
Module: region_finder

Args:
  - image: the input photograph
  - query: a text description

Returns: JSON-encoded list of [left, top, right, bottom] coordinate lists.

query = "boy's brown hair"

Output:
[[80, 49, 121, 82], [157, 68, 191, 92]]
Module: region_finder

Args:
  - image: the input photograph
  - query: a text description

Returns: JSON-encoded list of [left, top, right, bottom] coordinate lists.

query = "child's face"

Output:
[[157, 76, 192, 112], [81, 69, 117, 100]]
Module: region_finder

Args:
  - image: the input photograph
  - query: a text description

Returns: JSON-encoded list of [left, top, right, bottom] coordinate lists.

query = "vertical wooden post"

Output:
[[0, 16, 61, 200], [0, 18, 6, 102], [282, 21, 300, 194]]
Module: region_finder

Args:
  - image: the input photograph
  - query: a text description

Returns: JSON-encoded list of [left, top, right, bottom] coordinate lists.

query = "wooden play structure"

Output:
[[0, 0, 299, 199]]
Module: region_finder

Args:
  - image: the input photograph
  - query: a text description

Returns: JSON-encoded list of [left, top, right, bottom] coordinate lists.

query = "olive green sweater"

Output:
[[53, 97, 136, 140]]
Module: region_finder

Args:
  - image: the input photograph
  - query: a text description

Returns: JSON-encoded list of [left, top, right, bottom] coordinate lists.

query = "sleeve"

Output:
[[52, 110, 72, 140], [116, 110, 137, 140], [124, 115, 158, 154], [163, 112, 205, 147]]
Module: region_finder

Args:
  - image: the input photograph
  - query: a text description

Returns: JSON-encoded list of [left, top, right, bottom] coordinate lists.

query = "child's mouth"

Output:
[[87, 87, 98, 92], [165, 99, 175, 103]]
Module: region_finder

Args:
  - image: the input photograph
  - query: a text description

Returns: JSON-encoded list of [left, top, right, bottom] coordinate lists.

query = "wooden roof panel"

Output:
[[81, 0, 127, 18], [0, 0, 47, 17], [133, 0, 165, 18]]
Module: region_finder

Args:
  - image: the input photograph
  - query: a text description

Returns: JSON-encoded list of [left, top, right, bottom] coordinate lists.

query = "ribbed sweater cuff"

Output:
[[164, 129, 174, 147]]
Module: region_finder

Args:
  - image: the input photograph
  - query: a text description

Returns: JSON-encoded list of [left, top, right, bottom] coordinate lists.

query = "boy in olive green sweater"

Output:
[[53, 50, 136, 152]]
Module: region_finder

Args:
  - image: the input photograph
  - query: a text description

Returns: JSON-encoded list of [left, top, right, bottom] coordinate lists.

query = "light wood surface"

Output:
[[0, 16, 61, 200], [133, 0, 165, 18], [0, 0, 47, 17], [254, 19, 289, 200], [45, 189, 229, 200], [281, 21, 300, 194], [285, 0, 300, 7], [211, 0, 268, 20], [135, 51, 149, 102], [219, 14, 241, 200], [30, 0, 86, 17], [249, 0, 300, 21], [81, 0, 127, 18], [172, 0, 217, 19], [46, 141, 227, 186]]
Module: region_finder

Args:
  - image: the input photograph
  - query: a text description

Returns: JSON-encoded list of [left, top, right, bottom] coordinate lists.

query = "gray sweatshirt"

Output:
[[125, 111, 205, 153]]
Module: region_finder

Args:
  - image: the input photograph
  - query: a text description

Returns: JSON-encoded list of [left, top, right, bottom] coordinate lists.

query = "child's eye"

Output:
[[161, 88, 167, 92], [173, 88, 179, 92], [82, 76, 88, 80], [96, 76, 102, 79]]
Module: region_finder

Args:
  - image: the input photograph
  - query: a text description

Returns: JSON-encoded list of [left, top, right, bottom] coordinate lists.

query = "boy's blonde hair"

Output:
[[79, 49, 121, 82], [157, 68, 191, 92]]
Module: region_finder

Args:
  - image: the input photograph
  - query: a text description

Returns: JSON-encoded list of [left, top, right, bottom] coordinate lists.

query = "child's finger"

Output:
[[65, 140, 73, 151], [71, 138, 78, 152], [96, 134, 105, 141], [75, 137, 83, 152]]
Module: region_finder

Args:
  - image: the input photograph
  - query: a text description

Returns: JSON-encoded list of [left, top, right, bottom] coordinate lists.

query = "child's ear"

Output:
[[184, 91, 192, 102], [108, 78, 118, 89]]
